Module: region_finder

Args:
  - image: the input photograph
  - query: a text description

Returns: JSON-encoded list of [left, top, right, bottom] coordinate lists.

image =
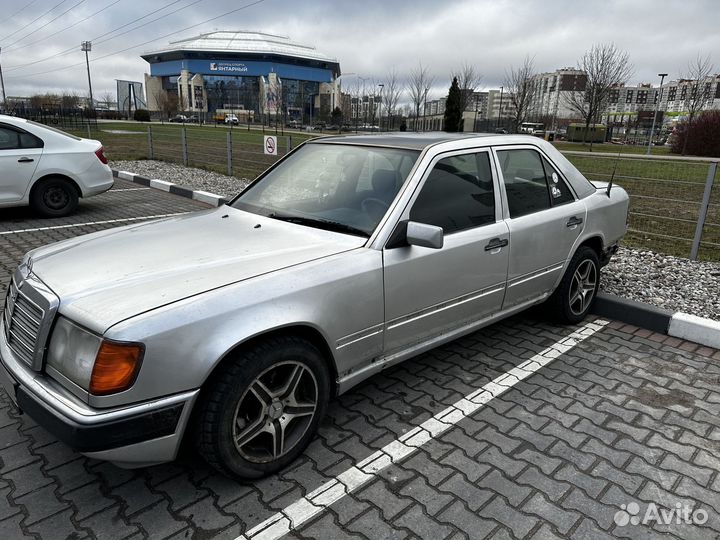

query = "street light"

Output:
[[496, 86, 504, 131], [81, 41, 94, 110], [422, 86, 429, 132], [646, 72, 668, 155], [377, 83, 384, 131]]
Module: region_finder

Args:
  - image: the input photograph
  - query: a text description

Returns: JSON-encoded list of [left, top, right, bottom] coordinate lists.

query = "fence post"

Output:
[[227, 131, 233, 177], [181, 127, 188, 166], [147, 126, 154, 160], [690, 161, 718, 260], [287, 136, 292, 153]]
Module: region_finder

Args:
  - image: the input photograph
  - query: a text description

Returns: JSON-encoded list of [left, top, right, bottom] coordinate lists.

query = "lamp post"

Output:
[[646, 72, 668, 155], [377, 83, 384, 131], [81, 41, 94, 111], [422, 86, 429, 132], [473, 93, 479, 132], [0, 47, 7, 113], [496, 86, 503, 131]]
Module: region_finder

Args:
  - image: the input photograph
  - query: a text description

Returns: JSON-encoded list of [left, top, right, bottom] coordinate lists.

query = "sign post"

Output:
[[264, 135, 278, 156]]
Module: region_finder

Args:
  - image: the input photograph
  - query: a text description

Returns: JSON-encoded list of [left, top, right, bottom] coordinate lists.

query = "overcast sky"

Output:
[[0, 0, 717, 101]]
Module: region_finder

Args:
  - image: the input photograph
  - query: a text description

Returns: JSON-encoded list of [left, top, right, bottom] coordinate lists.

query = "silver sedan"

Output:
[[0, 134, 629, 479]]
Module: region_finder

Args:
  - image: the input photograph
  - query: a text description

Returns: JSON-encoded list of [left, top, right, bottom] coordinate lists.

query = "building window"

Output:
[[609, 90, 619, 103], [680, 87, 687, 100], [637, 90, 647, 104], [668, 87, 676, 101], [625, 90, 633, 103]]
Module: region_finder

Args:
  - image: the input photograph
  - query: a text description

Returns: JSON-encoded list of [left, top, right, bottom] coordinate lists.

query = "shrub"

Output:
[[133, 108, 150, 122], [670, 110, 720, 157]]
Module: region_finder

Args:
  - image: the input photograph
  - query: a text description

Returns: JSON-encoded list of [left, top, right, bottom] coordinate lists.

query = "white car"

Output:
[[0, 115, 113, 217]]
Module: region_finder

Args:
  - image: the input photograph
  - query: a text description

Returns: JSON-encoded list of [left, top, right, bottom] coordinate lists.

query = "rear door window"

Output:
[[497, 149, 551, 218]]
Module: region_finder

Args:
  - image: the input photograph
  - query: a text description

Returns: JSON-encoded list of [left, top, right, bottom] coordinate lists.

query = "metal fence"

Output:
[[565, 153, 719, 261]]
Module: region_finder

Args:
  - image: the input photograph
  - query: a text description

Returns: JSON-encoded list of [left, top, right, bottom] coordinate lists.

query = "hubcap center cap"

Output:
[[268, 400, 284, 420]]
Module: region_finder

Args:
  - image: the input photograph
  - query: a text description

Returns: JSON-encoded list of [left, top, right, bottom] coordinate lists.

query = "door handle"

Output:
[[484, 238, 509, 251], [17, 157, 34, 163], [566, 216, 583, 228]]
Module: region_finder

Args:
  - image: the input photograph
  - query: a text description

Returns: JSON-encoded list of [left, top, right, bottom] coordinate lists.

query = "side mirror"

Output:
[[406, 221, 444, 249]]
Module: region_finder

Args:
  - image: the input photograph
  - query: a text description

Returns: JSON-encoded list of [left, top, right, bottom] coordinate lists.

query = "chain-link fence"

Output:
[[565, 153, 719, 261]]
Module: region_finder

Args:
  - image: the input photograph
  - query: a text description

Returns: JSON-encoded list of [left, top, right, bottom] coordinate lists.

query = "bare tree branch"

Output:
[[564, 43, 633, 148], [504, 55, 537, 133], [381, 67, 404, 128], [408, 62, 435, 131], [452, 62, 483, 115], [681, 53, 714, 155]]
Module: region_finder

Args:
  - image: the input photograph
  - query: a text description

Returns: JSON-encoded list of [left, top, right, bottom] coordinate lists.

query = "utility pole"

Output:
[[423, 86, 429, 132], [0, 47, 7, 112], [377, 83, 384, 131], [497, 86, 504, 131], [646, 72, 668, 155], [81, 41, 94, 110]]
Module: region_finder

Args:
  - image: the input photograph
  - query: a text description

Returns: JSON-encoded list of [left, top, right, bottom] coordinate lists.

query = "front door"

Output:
[[495, 147, 586, 308], [383, 150, 509, 355], [0, 124, 43, 203]]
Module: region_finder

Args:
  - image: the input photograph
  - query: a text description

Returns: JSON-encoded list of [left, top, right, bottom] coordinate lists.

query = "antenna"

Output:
[[607, 120, 630, 197]]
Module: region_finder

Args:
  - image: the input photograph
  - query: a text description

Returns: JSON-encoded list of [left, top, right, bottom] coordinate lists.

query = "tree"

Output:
[[157, 91, 179, 120], [680, 54, 714, 155], [452, 62, 483, 122], [408, 62, 435, 131], [444, 77, 463, 132], [504, 55, 537, 133], [382, 68, 404, 129], [330, 106, 342, 127], [99, 91, 115, 110], [564, 43, 633, 150], [671, 110, 720, 157]]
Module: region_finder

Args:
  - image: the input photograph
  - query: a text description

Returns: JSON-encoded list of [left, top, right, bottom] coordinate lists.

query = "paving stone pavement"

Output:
[[1, 181, 720, 539]]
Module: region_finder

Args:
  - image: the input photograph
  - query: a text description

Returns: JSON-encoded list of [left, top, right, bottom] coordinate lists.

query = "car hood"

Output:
[[29, 207, 366, 332]]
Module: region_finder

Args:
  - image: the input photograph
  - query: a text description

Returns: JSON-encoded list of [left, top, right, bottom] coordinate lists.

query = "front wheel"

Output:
[[547, 246, 600, 324], [196, 336, 330, 480]]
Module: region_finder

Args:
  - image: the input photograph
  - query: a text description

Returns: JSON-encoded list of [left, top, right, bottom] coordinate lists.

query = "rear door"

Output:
[[494, 146, 586, 309], [383, 149, 509, 354], [0, 124, 43, 203]]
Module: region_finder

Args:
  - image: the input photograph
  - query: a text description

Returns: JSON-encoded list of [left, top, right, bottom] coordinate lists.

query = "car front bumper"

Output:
[[0, 315, 198, 468]]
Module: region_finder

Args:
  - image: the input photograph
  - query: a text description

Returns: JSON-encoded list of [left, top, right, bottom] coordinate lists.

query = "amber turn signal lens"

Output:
[[89, 341, 144, 395]]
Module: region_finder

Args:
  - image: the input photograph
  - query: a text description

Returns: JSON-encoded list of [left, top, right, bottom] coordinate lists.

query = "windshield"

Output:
[[232, 143, 420, 236]]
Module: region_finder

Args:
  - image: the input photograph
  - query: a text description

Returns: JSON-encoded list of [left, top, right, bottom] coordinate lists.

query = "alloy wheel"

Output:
[[232, 361, 318, 463], [569, 259, 597, 316]]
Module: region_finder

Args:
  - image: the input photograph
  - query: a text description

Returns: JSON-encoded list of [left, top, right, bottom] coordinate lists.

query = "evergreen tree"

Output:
[[444, 77, 463, 132]]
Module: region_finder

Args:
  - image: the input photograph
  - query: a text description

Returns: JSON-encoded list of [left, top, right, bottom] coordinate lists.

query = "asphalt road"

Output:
[[1, 180, 719, 540]]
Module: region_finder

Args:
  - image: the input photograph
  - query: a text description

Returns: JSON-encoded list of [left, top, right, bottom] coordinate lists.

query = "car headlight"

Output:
[[47, 317, 144, 395], [47, 317, 102, 390]]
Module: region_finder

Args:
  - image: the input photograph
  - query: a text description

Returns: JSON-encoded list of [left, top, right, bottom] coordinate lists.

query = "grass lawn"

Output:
[[552, 140, 674, 156]]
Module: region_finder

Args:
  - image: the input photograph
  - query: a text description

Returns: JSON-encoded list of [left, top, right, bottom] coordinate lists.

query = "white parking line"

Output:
[[237, 319, 609, 540], [109, 188, 152, 192], [0, 213, 188, 236]]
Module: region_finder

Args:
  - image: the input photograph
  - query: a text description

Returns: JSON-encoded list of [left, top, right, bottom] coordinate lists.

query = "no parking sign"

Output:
[[264, 135, 278, 156]]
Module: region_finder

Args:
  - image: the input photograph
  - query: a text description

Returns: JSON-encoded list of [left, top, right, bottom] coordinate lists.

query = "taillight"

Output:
[[95, 146, 108, 164]]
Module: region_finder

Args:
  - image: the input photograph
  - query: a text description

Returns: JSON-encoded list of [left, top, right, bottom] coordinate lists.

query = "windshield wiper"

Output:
[[268, 213, 369, 237]]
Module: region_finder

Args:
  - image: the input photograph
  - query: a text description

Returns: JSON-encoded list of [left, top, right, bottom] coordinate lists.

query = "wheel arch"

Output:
[[30, 173, 83, 199], [202, 324, 339, 397]]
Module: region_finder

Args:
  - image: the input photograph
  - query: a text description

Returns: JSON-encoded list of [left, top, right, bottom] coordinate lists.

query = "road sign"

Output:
[[264, 135, 277, 156]]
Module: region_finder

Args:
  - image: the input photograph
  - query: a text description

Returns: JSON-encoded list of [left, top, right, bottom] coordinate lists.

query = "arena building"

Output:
[[142, 31, 341, 123]]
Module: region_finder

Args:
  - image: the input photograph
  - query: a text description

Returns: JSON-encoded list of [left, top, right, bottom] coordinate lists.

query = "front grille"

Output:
[[3, 278, 46, 367]]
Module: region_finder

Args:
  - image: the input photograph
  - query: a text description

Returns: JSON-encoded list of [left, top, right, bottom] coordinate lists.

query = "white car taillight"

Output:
[[95, 146, 108, 164]]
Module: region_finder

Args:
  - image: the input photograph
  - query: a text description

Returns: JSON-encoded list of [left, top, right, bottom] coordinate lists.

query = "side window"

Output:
[[0, 127, 20, 150], [497, 149, 551, 218], [409, 152, 495, 234], [542, 157, 574, 206], [19, 132, 43, 149]]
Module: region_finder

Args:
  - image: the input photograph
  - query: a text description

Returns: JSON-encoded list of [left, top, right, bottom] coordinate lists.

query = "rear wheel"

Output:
[[196, 336, 330, 480], [547, 246, 600, 324], [30, 177, 79, 217]]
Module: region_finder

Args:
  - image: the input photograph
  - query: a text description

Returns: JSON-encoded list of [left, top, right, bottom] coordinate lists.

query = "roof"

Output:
[[143, 31, 337, 63], [312, 132, 501, 150]]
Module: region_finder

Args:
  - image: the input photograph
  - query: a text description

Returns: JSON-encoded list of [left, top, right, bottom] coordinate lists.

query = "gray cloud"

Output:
[[0, 0, 717, 100]]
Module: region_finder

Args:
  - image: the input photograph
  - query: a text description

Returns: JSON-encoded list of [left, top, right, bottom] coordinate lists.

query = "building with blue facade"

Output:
[[142, 31, 341, 123]]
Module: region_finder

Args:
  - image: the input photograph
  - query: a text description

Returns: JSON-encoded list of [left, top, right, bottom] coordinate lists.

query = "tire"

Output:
[[30, 177, 79, 217], [196, 335, 331, 480], [547, 246, 600, 325]]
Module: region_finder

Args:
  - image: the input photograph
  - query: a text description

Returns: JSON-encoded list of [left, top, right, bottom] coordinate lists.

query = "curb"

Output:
[[592, 292, 719, 349], [112, 169, 230, 207]]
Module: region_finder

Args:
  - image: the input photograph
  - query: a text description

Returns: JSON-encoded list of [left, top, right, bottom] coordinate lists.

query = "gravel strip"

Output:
[[111, 160, 720, 320], [601, 247, 720, 320], [110, 160, 250, 199]]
